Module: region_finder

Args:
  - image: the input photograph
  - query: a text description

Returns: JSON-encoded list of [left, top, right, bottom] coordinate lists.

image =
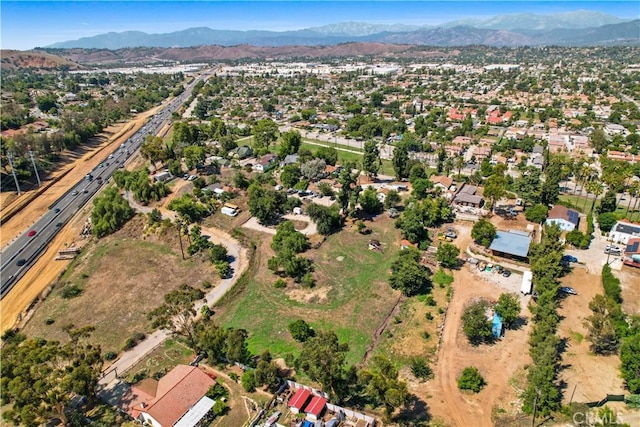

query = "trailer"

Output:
[[521, 270, 533, 295], [221, 206, 238, 217]]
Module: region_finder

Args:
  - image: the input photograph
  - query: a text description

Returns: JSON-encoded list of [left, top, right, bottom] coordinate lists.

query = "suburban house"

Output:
[[281, 153, 300, 166], [610, 220, 640, 245], [254, 154, 278, 172], [453, 185, 484, 208], [489, 230, 532, 261], [623, 237, 640, 269], [229, 145, 253, 160], [429, 175, 455, 192], [120, 365, 216, 427], [546, 205, 580, 231], [203, 182, 226, 197], [288, 388, 312, 414]]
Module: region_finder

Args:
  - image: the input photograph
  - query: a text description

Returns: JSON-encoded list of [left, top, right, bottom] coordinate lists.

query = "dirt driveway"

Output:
[[241, 214, 317, 236]]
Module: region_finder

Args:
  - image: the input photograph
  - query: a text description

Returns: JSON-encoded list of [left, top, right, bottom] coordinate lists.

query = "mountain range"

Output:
[[46, 11, 639, 49]]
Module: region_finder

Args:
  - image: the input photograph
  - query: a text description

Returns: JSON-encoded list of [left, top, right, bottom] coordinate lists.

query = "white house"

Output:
[[610, 220, 640, 245], [546, 205, 580, 231]]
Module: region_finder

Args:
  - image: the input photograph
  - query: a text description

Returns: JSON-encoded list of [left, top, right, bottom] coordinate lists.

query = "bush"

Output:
[[425, 312, 433, 321], [60, 284, 83, 299], [241, 370, 256, 392], [103, 351, 118, 361], [462, 300, 492, 345], [229, 372, 239, 382], [598, 212, 618, 232], [288, 319, 315, 342], [424, 295, 437, 306], [45, 318, 55, 325], [566, 229, 591, 249], [525, 204, 549, 223], [409, 357, 433, 380], [602, 264, 622, 304], [201, 280, 212, 289], [273, 279, 287, 289], [458, 367, 486, 393], [432, 268, 454, 288], [123, 331, 146, 350]]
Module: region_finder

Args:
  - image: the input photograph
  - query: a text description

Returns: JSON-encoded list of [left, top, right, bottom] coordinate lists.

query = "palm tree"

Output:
[[626, 181, 640, 221], [455, 155, 466, 178], [586, 180, 604, 214]]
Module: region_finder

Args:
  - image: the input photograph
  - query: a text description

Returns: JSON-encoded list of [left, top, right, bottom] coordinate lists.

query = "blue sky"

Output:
[[2, 1, 638, 50]]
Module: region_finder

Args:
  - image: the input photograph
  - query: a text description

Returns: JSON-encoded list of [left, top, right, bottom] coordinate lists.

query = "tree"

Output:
[[409, 356, 433, 381], [540, 159, 562, 206], [280, 164, 301, 188], [462, 300, 492, 345], [0, 333, 103, 426], [167, 193, 208, 223], [590, 128, 608, 154], [147, 284, 204, 348], [271, 221, 308, 254], [495, 293, 521, 329], [226, 328, 251, 364], [316, 146, 338, 166], [140, 135, 167, 167], [358, 355, 410, 419], [598, 189, 618, 214], [300, 158, 327, 181], [241, 370, 256, 392], [296, 330, 349, 401], [336, 165, 361, 216], [620, 333, 640, 393], [457, 367, 486, 393], [392, 142, 410, 181], [306, 203, 342, 235], [471, 219, 496, 247], [252, 118, 279, 150], [598, 212, 618, 232], [359, 187, 383, 214], [183, 145, 206, 170], [248, 183, 287, 225], [91, 187, 135, 238], [411, 178, 433, 200], [362, 140, 381, 178], [288, 319, 315, 342], [389, 247, 431, 296], [436, 243, 460, 268], [254, 359, 280, 391], [483, 173, 506, 210], [384, 190, 401, 209], [584, 294, 620, 355], [277, 130, 302, 158], [525, 204, 549, 223]]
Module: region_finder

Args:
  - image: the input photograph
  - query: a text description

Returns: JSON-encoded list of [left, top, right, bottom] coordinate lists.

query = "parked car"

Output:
[[438, 234, 453, 242], [562, 255, 578, 263], [444, 231, 457, 239], [560, 287, 577, 295], [502, 270, 512, 277]]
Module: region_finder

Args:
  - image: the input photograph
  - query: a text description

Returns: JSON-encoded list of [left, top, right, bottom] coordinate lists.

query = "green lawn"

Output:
[[559, 194, 640, 222], [298, 142, 395, 177], [217, 220, 402, 366]]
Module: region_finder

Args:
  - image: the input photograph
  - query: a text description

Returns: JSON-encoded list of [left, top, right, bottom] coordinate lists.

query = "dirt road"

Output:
[[419, 265, 532, 426], [0, 110, 158, 331]]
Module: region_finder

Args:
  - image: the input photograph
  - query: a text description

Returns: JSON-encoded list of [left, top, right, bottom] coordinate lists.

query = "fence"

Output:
[[584, 394, 626, 408]]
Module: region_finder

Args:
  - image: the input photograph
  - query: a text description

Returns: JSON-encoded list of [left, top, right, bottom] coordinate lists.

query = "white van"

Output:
[[221, 206, 238, 217]]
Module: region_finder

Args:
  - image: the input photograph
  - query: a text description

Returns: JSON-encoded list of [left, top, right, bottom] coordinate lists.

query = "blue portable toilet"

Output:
[[492, 313, 504, 338]]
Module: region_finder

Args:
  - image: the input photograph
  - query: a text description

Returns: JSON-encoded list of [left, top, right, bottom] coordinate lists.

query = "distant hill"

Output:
[[0, 50, 83, 70], [46, 16, 638, 50]]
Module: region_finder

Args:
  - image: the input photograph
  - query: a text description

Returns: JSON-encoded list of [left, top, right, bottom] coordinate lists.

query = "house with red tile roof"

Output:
[[120, 365, 216, 427]]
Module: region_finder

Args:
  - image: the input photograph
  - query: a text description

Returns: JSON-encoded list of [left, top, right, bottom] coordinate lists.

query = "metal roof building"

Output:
[[489, 230, 532, 260]]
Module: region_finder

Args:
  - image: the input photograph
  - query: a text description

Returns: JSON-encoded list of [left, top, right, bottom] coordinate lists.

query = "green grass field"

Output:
[[298, 141, 395, 177], [559, 193, 640, 221], [218, 218, 402, 366]]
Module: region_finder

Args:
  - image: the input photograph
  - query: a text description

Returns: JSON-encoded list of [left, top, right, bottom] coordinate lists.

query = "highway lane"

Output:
[[0, 72, 209, 298]]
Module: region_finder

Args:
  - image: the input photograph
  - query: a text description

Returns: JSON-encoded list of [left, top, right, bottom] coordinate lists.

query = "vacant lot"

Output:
[[22, 216, 220, 353], [217, 215, 402, 366]]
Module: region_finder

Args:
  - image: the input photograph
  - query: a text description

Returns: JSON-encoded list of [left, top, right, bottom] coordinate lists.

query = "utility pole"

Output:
[[176, 220, 185, 260], [7, 153, 22, 195], [531, 389, 540, 427], [29, 150, 42, 187]]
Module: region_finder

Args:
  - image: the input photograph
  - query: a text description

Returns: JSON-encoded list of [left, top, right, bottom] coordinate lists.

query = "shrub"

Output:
[[288, 319, 315, 342], [45, 318, 55, 325], [241, 370, 256, 392], [425, 312, 433, 321], [409, 357, 433, 380], [421, 331, 431, 340], [602, 264, 622, 303], [273, 279, 287, 289], [461, 300, 492, 345], [424, 295, 437, 306], [229, 372, 239, 382], [130, 370, 148, 384], [60, 284, 83, 299], [432, 268, 454, 288], [458, 367, 486, 392], [201, 280, 212, 289], [103, 351, 118, 361]]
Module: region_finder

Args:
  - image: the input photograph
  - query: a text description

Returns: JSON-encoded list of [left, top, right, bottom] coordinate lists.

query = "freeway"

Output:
[[0, 73, 209, 299]]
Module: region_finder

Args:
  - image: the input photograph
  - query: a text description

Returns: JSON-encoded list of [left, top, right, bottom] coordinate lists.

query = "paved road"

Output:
[[0, 73, 209, 299]]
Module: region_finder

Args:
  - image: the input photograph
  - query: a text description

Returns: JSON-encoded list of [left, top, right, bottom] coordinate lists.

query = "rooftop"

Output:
[[547, 205, 580, 225], [489, 230, 532, 258], [614, 221, 640, 236]]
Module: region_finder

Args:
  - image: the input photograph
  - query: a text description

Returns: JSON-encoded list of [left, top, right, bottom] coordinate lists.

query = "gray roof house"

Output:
[[489, 230, 532, 260], [610, 220, 640, 245], [453, 184, 484, 208]]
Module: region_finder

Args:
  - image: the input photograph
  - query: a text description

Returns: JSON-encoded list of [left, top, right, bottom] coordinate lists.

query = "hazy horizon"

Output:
[[2, 1, 639, 50]]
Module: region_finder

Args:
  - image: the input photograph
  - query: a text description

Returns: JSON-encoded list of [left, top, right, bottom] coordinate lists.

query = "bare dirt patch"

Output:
[[617, 266, 640, 316], [420, 266, 532, 427], [557, 268, 625, 403], [286, 286, 331, 304], [21, 216, 220, 353]]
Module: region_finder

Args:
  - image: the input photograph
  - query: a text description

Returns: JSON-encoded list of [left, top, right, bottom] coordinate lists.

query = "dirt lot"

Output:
[[557, 268, 626, 404], [20, 216, 220, 352], [418, 264, 532, 426], [1, 109, 160, 331]]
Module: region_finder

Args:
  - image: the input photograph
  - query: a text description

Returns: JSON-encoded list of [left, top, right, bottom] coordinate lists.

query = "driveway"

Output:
[[563, 219, 624, 273], [241, 214, 317, 236]]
